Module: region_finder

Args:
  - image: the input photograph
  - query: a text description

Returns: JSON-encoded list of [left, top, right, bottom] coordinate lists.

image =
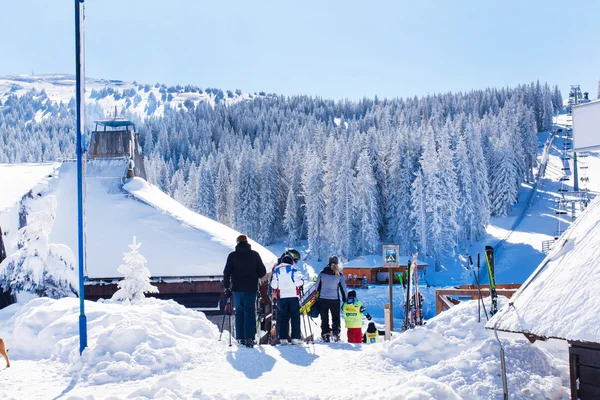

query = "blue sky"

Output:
[[1, 0, 599, 100]]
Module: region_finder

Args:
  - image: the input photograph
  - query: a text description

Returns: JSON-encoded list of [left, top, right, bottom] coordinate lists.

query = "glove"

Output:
[[366, 313, 372, 321], [224, 289, 232, 298]]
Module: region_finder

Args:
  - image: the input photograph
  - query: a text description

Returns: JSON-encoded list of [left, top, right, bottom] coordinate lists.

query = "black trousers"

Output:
[[319, 298, 341, 336]]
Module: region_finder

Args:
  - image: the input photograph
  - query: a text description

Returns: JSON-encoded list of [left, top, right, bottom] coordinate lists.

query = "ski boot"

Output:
[[279, 339, 289, 345], [321, 333, 331, 342], [291, 338, 303, 345], [244, 339, 255, 348]]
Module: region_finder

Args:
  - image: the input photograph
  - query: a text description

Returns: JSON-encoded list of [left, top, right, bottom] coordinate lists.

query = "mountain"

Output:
[[0, 74, 257, 122]]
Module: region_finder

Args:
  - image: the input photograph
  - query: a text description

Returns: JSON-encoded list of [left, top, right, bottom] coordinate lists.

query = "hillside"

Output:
[[0, 74, 255, 121]]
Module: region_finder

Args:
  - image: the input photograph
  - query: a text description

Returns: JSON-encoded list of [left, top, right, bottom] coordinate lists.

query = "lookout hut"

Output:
[[88, 117, 147, 180]]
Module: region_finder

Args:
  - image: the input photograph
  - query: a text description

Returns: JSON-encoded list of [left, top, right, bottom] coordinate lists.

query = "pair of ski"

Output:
[[403, 253, 423, 330], [468, 245, 498, 321]]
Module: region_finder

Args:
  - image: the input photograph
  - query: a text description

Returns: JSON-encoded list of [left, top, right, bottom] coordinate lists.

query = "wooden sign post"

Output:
[[383, 245, 399, 331]]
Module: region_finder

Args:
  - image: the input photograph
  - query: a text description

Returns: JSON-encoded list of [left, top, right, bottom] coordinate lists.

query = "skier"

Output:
[[270, 253, 304, 345], [362, 322, 385, 344], [341, 290, 371, 344], [314, 256, 347, 342], [223, 234, 267, 348]]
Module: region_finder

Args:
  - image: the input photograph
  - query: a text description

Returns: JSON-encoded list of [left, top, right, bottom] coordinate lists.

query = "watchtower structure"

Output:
[[88, 117, 147, 180]]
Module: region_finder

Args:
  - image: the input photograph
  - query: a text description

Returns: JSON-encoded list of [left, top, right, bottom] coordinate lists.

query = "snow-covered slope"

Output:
[[1, 160, 276, 280], [0, 74, 256, 121], [0, 296, 569, 399]]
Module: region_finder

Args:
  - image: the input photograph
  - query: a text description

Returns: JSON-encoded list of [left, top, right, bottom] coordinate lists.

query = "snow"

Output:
[[488, 192, 600, 343], [0, 296, 570, 399], [2, 160, 276, 281], [0, 74, 252, 121], [0, 163, 58, 212]]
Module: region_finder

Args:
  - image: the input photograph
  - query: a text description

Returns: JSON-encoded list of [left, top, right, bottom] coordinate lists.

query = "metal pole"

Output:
[[75, 0, 87, 355], [573, 152, 579, 192]]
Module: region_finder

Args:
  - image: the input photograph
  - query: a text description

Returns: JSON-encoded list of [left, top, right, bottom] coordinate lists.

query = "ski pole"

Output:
[[229, 303, 233, 347], [470, 255, 489, 322], [219, 297, 227, 341]]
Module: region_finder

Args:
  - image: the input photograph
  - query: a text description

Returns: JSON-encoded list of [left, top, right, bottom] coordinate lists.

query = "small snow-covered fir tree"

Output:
[[112, 237, 158, 302], [0, 196, 77, 298]]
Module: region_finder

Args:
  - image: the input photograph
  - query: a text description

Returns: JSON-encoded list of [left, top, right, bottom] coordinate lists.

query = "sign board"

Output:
[[383, 245, 399, 267], [573, 101, 600, 152]]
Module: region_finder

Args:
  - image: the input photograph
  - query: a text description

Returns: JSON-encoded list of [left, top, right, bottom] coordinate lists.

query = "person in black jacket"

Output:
[[223, 234, 267, 347]]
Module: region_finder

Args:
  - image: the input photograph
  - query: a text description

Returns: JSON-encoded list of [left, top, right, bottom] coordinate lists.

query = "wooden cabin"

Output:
[[343, 256, 428, 288]]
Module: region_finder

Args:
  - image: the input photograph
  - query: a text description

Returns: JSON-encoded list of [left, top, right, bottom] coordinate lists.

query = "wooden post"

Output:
[[384, 304, 391, 341], [388, 267, 394, 331]]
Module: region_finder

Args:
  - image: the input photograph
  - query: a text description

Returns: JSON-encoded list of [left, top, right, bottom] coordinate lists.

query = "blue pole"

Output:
[[75, 0, 87, 355]]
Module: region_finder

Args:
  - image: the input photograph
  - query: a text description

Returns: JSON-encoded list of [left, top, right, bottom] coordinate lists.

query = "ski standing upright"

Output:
[[484, 245, 498, 316]]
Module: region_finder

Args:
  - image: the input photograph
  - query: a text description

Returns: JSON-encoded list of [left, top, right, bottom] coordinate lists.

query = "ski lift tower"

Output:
[[568, 85, 583, 114]]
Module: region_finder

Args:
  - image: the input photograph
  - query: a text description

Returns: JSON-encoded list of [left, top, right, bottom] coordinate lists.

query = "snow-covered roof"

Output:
[[488, 195, 600, 344], [0, 163, 58, 212], [343, 254, 428, 269], [37, 160, 276, 279]]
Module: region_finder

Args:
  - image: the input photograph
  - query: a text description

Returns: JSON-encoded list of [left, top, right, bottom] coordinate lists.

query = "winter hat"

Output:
[[347, 290, 356, 299], [328, 255, 339, 265], [281, 254, 295, 265], [236, 234, 248, 243], [366, 322, 377, 333]]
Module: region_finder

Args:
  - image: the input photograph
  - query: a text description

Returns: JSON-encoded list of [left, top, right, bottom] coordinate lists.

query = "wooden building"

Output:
[[343, 256, 428, 288], [88, 118, 147, 179], [488, 196, 600, 399]]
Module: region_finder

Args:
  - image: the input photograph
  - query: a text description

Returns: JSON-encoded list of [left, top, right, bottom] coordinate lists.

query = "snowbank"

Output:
[[379, 298, 569, 399], [0, 297, 220, 385], [0, 163, 57, 212]]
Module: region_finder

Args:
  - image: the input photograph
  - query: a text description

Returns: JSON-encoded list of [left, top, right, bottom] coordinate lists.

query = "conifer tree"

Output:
[[112, 237, 158, 302]]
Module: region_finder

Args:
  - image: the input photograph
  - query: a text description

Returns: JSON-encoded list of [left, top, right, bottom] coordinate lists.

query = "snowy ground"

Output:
[[0, 296, 570, 399]]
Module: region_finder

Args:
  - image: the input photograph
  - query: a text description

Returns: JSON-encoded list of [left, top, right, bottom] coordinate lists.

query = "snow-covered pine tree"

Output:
[[258, 148, 280, 245], [215, 155, 231, 226], [283, 148, 304, 246], [411, 169, 427, 257], [111, 236, 158, 302], [455, 128, 475, 246], [354, 147, 380, 255], [302, 149, 327, 260], [466, 118, 490, 240], [489, 133, 519, 216], [183, 161, 200, 212], [233, 148, 260, 240], [198, 157, 217, 219], [0, 196, 77, 299], [332, 141, 357, 259]]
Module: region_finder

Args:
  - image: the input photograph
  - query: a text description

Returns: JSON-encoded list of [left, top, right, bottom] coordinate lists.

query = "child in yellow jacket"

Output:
[[341, 290, 371, 343]]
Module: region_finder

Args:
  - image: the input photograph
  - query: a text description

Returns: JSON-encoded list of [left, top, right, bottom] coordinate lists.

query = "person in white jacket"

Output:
[[270, 253, 304, 344]]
